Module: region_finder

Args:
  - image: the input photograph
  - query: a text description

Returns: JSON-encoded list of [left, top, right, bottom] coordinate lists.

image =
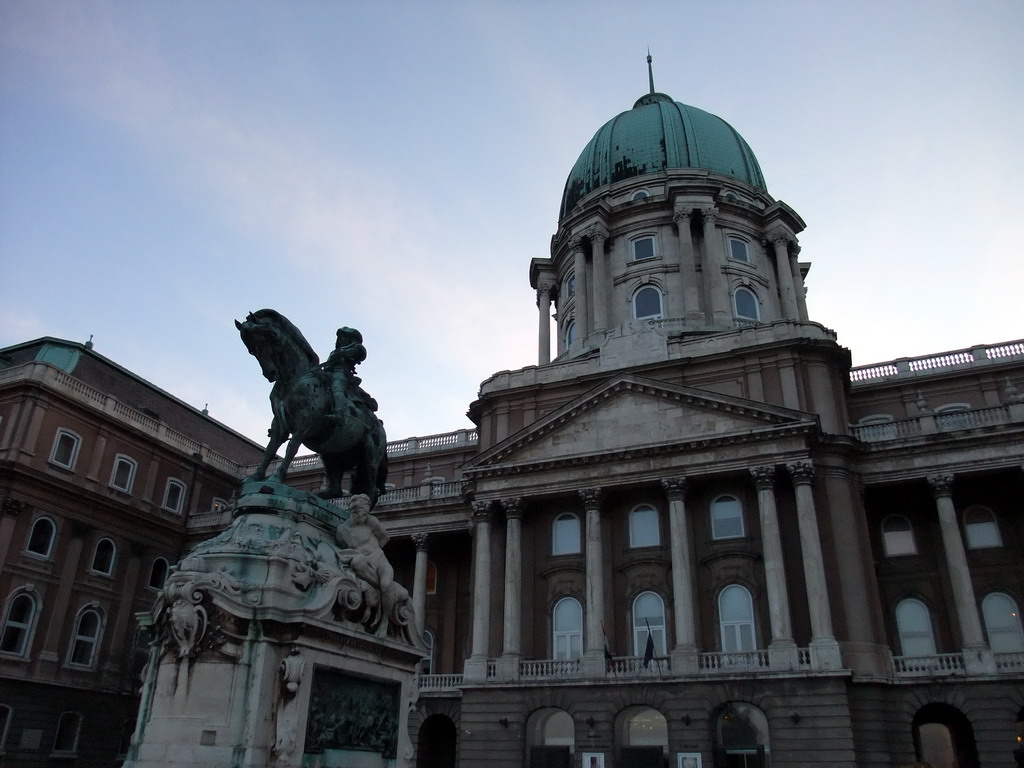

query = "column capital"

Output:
[[412, 532, 429, 552], [660, 477, 688, 500], [787, 460, 816, 484], [501, 497, 524, 520], [471, 501, 493, 524], [750, 465, 776, 490], [535, 284, 553, 305], [578, 487, 602, 510], [569, 235, 586, 254], [2, 497, 24, 517], [927, 473, 955, 497], [701, 207, 718, 226], [583, 224, 609, 244], [672, 208, 693, 225]]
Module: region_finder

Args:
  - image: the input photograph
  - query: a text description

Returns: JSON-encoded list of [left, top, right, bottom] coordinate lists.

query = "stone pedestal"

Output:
[[125, 482, 424, 768]]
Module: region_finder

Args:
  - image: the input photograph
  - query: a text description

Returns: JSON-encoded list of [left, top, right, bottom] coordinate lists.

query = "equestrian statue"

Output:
[[235, 309, 388, 505]]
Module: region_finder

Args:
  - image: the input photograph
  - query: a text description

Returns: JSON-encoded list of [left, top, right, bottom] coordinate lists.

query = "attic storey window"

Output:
[[631, 236, 655, 262], [162, 479, 186, 514], [50, 429, 81, 470]]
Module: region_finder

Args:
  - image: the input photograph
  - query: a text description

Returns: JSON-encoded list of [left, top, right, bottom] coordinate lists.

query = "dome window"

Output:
[[564, 272, 576, 299], [733, 287, 760, 321], [633, 286, 663, 320], [630, 189, 650, 201], [728, 237, 750, 263], [631, 236, 656, 262], [564, 321, 577, 348]]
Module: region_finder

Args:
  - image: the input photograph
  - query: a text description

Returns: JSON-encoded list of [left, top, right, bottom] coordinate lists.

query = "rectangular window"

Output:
[[162, 480, 186, 514], [109, 456, 137, 492], [50, 430, 80, 470], [632, 237, 655, 261], [728, 237, 750, 262]]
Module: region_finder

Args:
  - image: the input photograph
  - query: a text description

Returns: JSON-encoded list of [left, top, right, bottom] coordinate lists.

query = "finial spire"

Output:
[[647, 49, 655, 94]]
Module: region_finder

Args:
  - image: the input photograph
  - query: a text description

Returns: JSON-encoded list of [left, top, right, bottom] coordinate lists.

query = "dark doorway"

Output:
[[531, 745, 571, 768], [912, 703, 979, 768], [621, 745, 665, 768], [417, 714, 457, 768]]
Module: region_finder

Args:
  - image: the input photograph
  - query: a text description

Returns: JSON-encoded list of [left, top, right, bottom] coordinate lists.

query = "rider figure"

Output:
[[325, 327, 378, 412]]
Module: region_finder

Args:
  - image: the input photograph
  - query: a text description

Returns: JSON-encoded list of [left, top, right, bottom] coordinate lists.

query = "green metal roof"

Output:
[[560, 93, 766, 219]]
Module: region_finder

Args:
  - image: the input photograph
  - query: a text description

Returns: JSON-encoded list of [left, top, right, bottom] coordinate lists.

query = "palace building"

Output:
[[1, 74, 1023, 767]]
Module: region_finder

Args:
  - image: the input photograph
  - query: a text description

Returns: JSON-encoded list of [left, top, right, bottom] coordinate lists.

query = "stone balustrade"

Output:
[[850, 339, 1024, 384], [851, 404, 1017, 443], [892, 653, 965, 676]]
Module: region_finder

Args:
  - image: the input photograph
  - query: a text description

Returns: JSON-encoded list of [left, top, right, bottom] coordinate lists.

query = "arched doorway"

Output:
[[618, 706, 668, 768], [526, 708, 574, 768], [912, 703, 979, 768], [713, 702, 770, 767], [417, 714, 456, 768]]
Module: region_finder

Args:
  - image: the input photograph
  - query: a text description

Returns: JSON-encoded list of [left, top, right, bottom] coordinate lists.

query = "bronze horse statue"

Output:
[[235, 310, 388, 505]]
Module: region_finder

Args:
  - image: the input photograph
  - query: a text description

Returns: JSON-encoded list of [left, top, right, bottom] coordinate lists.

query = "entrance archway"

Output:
[[527, 708, 574, 768], [912, 703, 979, 768], [417, 714, 457, 768]]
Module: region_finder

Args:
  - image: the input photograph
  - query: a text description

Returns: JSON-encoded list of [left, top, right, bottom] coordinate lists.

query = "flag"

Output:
[[601, 621, 614, 669], [643, 619, 655, 668]]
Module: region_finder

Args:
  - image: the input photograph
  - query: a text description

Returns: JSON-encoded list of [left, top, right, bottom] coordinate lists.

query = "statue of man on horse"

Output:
[[235, 309, 388, 505]]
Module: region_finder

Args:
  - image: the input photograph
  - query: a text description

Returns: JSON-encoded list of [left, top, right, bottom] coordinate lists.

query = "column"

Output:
[[701, 208, 730, 326], [770, 231, 799, 319], [536, 285, 553, 365], [497, 498, 523, 681], [927, 475, 992, 673], [787, 461, 841, 669], [39, 520, 89, 667], [674, 208, 703, 324], [662, 477, 699, 674], [464, 502, 493, 682], [790, 243, 809, 320], [588, 227, 609, 332], [0, 498, 23, 571], [411, 533, 429, 638], [571, 236, 590, 342], [749, 466, 798, 669], [580, 487, 606, 676]]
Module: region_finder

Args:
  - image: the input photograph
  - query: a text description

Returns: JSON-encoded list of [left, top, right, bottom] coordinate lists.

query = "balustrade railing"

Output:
[[699, 650, 770, 672], [994, 652, 1024, 672], [850, 339, 1024, 383], [519, 659, 581, 679], [893, 653, 965, 676], [852, 404, 1014, 443], [418, 673, 463, 691], [607, 656, 670, 676]]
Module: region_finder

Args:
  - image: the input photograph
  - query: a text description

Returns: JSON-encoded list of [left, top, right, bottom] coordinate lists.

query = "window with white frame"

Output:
[[631, 591, 667, 656], [711, 496, 745, 540], [963, 505, 1001, 549], [50, 429, 81, 470], [162, 479, 186, 514], [90, 538, 116, 576], [719, 585, 756, 652], [632, 286, 663, 319], [733, 287, 760, 321], [109, 455, 137, 493], [631, 235, 656, 262], [552, 597, 583, 660], [148, 558, 169, 590], [981, 592, 1024, 653], [628, 505, 660, 548], [728, 236, 750, 262], [420, 629, 435, 675], [0, 592, 38, 657], [68, 607, 103, 667], [52, 712, 82, 755], [895, 598, 936, 657], [552, 513, 581, 555], [630, 189, 650, 201], [210, 497, 229, 513], [26, 517, 56, 558], [881, 515, 917, 556]]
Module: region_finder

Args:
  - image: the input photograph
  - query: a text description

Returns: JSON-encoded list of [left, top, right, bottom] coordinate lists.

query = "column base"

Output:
[[962, 645, 996, 675], [580, 650, 608, 678], [494, 654, 521, 682], [809, 637, 843, 670], [463, 656, 491, 683], [768, 639, 799, 672], [670, 646, 700, 675]]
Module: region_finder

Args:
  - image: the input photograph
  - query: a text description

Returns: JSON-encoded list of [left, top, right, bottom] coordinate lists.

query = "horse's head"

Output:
[[236, 314, 282, 382], [236, 310, 319, 385]]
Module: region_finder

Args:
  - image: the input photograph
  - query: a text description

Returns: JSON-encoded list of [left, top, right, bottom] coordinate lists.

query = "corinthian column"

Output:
[[673, 208, 703, 323], [497, 498, 523, 681], [580, 488, 606, 676], [536, 285, 553, 365], [770, 231, 799, 320], [464, 502, 493, 681], [662, 477, 699, 673], [701, 208, 730, 326], [750, 466, 797, 669], [571, 236, 590, 343], [411, 533, 429, 637], [787, 461, 841, 669], [587, 226, 609, 332]]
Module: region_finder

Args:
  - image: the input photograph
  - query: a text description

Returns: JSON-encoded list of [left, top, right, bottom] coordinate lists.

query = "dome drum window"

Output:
[[631, 236, 656, 262], [733, 287, 760, 321], [728, 236, 751, 263], [633, 286, 664, 320]]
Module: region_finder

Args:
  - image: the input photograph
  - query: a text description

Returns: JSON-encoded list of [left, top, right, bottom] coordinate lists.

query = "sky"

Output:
[[1, 1, 1022, 446]]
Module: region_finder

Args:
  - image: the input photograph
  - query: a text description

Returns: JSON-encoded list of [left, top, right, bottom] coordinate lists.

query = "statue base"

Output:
[[125, 487, 423, 768]]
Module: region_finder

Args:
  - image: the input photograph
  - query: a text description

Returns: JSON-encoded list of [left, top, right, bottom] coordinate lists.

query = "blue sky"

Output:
[[1, 1, 1022, 445]]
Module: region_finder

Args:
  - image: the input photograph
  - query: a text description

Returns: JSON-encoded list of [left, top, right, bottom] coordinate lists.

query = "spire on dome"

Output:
[[647, 49, 655, 94]]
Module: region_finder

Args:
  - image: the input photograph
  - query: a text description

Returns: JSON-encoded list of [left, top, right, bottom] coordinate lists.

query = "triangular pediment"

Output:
[[466, 375, 816, 471]]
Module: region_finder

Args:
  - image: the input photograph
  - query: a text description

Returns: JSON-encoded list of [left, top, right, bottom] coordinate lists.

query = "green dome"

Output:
[[560, 93, 766, 218]]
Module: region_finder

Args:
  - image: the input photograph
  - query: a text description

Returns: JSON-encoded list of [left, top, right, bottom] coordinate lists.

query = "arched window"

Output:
[[90, 538, 116, 576], [564, 320, 577, 349], [68, 606, 103, 667], [711, 496, 744, 539], [881, 515, 917, 556], [719, 585, 756, 652], [52, 712, 82, 755], [630, 189, 650, 201], [633, 286, 663, 319], [26, 517, 57, 557], [552, 513, 581, 555], [552, 597, 583, 660], [210, 497, 229, 513], [632, 592, 667, 657], [564, 272, 576, 299], [109, 455, 137, 493], [50, 429, 81, 470], [716, 702, 771, 766], [896, 598, 936, 657], [728, 236, 750, 262], [628, 505, 660, 548], [527, 708, 574, 766], [420, 629, 435, 675], [631, 235, 656, 261], [964, 505, 1001, 549], [982, 592, 1024, 653], [1, 592, 38, 656], [148, 558, 169, 590], [733, 287, 760, 321], [162, 479, 186, 514]]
